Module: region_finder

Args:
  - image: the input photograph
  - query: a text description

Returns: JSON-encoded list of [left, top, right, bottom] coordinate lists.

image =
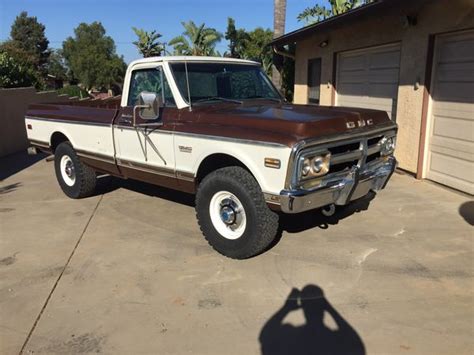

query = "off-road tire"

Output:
[[195, 166, 279, 259], [54, 142, 96, 198]]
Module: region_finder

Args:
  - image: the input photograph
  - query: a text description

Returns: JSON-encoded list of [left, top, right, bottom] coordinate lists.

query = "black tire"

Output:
[[195, 166, 279, 259], [54, 142, 96, 199]]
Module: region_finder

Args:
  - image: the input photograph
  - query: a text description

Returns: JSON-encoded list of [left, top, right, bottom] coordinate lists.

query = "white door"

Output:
[[114, 65, 176, 178], [425, 30, 474, 194], [336, 43, 401, 120]]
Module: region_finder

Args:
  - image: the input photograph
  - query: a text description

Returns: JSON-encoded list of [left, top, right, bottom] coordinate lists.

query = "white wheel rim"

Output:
[[209, 191, 247, 240], [60, 155, 76, 186]]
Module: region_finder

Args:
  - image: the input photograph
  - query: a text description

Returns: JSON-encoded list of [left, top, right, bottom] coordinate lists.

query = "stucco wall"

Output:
[[0, 88, 77, 157], [293, 0, 474, 173]]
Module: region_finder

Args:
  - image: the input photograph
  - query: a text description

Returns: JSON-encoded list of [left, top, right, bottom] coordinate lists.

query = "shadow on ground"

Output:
[[459, 201, 474, 226], [95, 175, 195, 207], [0, 151, 47, 181], [259, 284, 366, 355], [96, 176, 374, 236], [279, 192, 375, 233]]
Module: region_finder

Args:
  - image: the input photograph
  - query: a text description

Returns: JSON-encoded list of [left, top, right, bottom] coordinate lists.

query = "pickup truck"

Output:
[[25, 56, 397, 259]]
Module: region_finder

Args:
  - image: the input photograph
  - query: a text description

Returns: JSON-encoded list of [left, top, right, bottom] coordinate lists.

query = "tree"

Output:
[[224, 18, 273, 74], [225, 18, 248, 58], [169, 21, 222, 56], [0, 50, 39, 88], [0, 11, 50, 88], [8, 11, 50, 69], [273, 0, 286, 87], [298, 0, 375, 24], [132, 27, 164, 57], [46, 49, 67, 81], [62, 22, 126, 91]]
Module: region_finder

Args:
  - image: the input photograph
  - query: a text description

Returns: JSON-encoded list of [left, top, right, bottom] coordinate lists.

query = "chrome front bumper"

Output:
[[279, 156, 397, 214]]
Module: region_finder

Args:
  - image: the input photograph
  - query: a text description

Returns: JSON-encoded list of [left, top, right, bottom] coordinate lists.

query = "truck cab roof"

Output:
[[128, 56, 260, 68]]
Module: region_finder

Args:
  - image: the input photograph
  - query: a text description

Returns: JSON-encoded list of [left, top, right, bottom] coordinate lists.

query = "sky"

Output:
[[0, 0, 322, 63]]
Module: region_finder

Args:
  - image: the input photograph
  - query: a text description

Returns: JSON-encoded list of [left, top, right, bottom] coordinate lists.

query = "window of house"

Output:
[[308, 58, 322, 104]]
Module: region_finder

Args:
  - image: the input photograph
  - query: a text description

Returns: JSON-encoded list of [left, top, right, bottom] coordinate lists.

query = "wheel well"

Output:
[[196, 154, 252, 184], [50, 132, 69, 152]]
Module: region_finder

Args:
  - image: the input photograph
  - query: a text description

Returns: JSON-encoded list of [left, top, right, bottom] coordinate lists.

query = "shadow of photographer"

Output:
[[259, 285, 365, 355]]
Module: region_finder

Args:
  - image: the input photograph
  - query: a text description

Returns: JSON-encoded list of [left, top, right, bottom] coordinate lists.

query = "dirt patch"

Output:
[[198, 298, 222, 309], [0, 207, 15, 213], [0, 253, 18, 266], [39, 332, 105, 353]]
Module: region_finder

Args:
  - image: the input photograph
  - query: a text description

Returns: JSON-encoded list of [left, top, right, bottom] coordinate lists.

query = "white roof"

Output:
[[129, 56, 260, 67]]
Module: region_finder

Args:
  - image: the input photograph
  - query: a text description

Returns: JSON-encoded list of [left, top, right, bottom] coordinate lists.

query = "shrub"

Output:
[[57, 85, 89, 98]]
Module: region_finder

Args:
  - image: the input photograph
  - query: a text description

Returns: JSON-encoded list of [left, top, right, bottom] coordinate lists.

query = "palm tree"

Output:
[[273, 0, 286, 87], [169, 21, 222, 56], [132, 27, 164, 57], [298, 0, 375, 24]]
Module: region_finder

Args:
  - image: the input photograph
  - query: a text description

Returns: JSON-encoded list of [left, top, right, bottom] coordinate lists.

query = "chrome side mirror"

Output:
[[133, 91, 163, 125]]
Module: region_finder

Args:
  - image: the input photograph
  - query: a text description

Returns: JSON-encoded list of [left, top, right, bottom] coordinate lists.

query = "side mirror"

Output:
[[133, 92, 163, 125]]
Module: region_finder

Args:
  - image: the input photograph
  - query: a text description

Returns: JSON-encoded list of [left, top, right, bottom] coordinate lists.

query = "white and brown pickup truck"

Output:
[[25, 56, 397, 259]]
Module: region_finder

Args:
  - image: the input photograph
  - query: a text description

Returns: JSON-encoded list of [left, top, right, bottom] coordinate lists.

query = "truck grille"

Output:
[[328, 134, 385, 174], [287, 128, 397, 190]]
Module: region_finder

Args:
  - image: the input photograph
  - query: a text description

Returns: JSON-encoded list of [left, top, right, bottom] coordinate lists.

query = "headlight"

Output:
[[380, 136, 396, 156], [299, 152, 331, 179]]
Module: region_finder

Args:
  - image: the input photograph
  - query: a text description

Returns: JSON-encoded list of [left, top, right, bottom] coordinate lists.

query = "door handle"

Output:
[[119, 114, 132, 124]]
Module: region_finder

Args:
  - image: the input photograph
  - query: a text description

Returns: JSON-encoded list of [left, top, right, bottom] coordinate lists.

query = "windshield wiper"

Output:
[[194, 97, 243, 104]]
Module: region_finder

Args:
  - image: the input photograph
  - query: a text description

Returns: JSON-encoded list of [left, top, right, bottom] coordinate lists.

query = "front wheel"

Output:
[[54, 142, 97, 199], [195, 166, 279, 259]]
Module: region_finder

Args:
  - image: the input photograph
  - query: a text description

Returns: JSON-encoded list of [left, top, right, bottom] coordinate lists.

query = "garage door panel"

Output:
[[427, 169, 474, 195], [339, 54, 365, 71], [367, 82, 399, 97], [368, 68, 400, 84], [430, 136, 473, 160], [434, 81, 474, 102], [436, 62, 474, 83], [336, 43, 401, 121], [369, 50, 401, 68], [432, 115, 474, 143], [338, 71, 367, 85], [438, 36, 474, 63], [426, 30, 474, 194], [434, 101, 474, 118], [429, 152, 473, 183]]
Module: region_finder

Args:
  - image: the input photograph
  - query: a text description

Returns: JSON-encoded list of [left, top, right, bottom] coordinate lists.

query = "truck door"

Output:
[[113, 65, 179, 189]]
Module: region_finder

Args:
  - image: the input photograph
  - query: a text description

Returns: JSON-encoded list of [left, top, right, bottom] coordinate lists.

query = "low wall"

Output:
[[0, 87, 78, 157]]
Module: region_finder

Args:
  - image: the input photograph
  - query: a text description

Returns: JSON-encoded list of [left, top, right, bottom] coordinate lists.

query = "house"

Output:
[[271, 0, 474, 194]]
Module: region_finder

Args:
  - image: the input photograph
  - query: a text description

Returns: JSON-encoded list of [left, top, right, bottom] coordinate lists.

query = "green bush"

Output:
[[57, 85, 89, 98], [0, 51, 41, 88]]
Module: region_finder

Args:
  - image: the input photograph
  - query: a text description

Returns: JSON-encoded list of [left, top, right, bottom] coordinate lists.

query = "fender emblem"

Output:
[[179, 145, 192, 153]]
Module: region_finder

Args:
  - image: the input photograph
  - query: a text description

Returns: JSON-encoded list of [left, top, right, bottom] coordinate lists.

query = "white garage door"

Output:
[[336, 43, 401, 120], [426, 30, 474, 194]]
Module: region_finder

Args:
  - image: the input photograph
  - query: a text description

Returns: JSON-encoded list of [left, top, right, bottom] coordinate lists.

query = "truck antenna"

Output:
[[184, 59, 192, 112]]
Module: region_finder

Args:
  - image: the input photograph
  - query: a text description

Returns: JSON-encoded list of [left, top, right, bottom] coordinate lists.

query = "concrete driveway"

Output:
[[1, 152, 473, 355]]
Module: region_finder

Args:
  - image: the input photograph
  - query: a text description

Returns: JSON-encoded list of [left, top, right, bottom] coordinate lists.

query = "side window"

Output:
[[127, 67, 176, 107]]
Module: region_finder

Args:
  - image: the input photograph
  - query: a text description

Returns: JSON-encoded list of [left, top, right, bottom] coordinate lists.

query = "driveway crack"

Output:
[[19, 195, 103, 355]]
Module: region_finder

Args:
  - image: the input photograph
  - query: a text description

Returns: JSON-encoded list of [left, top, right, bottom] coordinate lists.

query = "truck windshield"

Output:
[[170, 62, 281, 104]]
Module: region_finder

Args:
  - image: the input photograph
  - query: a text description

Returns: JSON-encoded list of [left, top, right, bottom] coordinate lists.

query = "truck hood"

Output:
[[181, 102, 396, 147]]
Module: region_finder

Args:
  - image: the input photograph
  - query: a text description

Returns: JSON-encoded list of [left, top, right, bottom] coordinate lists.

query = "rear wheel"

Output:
[[196, 166, 279, 259], [54, 142, 96, 198]]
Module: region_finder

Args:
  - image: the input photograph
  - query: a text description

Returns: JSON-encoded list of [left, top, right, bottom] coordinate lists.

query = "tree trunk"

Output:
[[272, 0, 286, 88]]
